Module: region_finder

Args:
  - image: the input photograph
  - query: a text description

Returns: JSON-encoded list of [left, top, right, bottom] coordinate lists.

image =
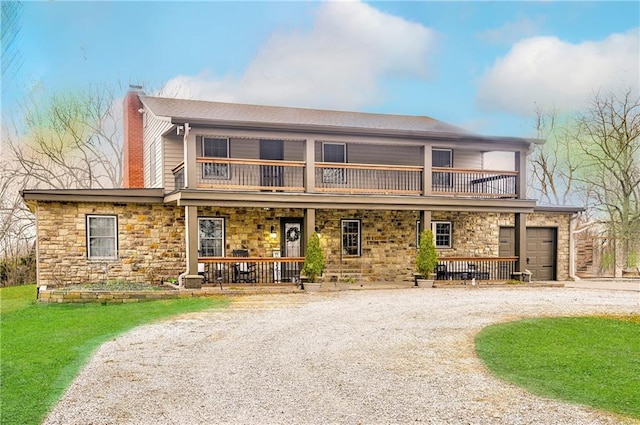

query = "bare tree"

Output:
[[574, 90, 640, 276], [1, 83, 125, 284], [6, 84, 123, 189]]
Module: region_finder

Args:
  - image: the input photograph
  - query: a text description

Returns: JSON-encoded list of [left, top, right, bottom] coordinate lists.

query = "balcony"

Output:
[[173, 159, 519, 198]]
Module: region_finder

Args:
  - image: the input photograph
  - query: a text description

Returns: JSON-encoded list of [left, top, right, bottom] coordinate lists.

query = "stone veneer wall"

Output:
[[35, 202, 572, 287], [36, 201, 185, 287]]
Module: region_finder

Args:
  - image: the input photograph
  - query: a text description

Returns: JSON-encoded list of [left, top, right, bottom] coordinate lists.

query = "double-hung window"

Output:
[[202, 137, 230, 179], [322, 142, 346, 183], [199, 218, 225, 257], [416, 220, 452, 249], [87, 215, 118, 259], [432, 149, 453, 187], [341, 219, 361, 256]]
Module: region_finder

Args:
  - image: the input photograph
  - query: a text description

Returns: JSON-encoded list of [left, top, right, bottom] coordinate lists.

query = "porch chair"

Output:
[[436, 263, 448, 280], [232, 249, 257, 284]]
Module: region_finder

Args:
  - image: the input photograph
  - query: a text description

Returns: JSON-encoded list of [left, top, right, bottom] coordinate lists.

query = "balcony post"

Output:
[[183, 124, 197, 189], [419, 210, 431, 233], [515, 213, 527, 274], [183, 205, 203, 289], [515, 150, 527, 199], [422, 145, 432, 196], [304, 208, 316, 251], [304, 139, 315, 192]]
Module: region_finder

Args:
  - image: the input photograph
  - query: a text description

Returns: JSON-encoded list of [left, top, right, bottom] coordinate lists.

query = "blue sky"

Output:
[[3, 1, 639, 137]]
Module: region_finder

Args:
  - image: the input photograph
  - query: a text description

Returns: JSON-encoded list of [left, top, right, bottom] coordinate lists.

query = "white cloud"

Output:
[[160, 0, 436, 110], [477, 28, 640, 116], [477, 17, 543, 45]]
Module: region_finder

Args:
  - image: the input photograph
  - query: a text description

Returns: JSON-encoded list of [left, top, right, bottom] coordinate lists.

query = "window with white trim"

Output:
[[202, 137, 230, 179], [433, 149, 453, 187], [87, 215, 117, 259], [341, 219, 361, 256], [199, 218, 225, 257], [322, 142, 346, 183], [416, 220, 452, 249], [433, 221, 452, 248]]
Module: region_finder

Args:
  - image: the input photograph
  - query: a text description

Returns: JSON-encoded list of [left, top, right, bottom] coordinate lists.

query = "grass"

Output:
[[0, 284, 229, 425], [475, 315, 640, 419]]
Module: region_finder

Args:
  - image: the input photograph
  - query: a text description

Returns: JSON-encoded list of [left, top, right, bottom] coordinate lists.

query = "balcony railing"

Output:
[[436, 257, 518, 281], [172, 160, 519, 198], [198, 257, 305, 285], [432, 167, 518, 198], [315, 162, 422, 194], [196, 158, 305, 192]]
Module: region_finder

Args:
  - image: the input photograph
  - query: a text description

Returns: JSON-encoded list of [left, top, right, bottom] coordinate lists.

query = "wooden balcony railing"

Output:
[[196, 158, 305, 192], [172, 160, 519, 198], [315, 162, 422, 194], [432, 167, 518, 198], [198, 257, 304, 285], [436, 257, 518, 281]]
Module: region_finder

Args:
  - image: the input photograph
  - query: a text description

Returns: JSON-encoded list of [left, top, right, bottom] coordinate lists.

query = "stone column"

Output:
[[183, 205, 203, 289]]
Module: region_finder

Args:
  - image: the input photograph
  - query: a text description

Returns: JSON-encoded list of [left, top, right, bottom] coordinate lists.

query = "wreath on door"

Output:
[[286, 227, 300, 242]]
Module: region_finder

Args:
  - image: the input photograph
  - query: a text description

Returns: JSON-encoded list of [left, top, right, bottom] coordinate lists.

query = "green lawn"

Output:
[[475, 316, 640, 419], [0, 285, 229, 425]]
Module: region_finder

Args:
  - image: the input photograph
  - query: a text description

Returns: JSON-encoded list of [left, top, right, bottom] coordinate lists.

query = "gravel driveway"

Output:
[[44, 287, 639, 425]]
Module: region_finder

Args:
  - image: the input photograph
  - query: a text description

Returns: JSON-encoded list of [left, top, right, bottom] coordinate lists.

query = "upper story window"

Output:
[[322, 142, 346, 183], [341, 219, 361, 256], [86, 215, 118, 259], [433, 148, 453, 187], [199, 217, 225, 257], [202, 137, 230, 179]]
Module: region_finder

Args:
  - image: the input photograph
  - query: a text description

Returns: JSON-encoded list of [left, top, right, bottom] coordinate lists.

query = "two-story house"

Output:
[[22, 88, 580, 289]]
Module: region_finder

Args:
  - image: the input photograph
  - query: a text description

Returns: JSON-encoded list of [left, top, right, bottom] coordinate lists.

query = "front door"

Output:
[[281, 218, 303, 282], [260, 139, 284, 188]]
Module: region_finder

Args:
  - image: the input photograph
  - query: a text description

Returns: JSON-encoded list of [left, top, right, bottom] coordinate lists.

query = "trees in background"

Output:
[[1, 84, 124, 285], [529, 89, 639, 277]]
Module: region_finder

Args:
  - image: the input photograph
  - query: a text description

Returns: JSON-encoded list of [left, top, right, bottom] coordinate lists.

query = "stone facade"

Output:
[[34, 201, 572, 287], [36, 201, 185, 287]]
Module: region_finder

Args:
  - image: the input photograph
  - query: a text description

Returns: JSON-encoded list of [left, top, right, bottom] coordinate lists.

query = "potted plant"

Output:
[[415, 229, 438, 288], [301, 232, 325, 290]]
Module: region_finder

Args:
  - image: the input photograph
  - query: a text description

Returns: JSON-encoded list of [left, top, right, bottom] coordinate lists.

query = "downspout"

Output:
[[179, 122, 194, 287]]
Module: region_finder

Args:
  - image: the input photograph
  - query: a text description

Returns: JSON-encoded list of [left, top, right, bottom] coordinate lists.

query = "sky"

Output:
[[2, 0, 639, 138]]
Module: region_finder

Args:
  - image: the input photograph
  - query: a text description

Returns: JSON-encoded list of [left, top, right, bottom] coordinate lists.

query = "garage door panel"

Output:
[[500, 227, 556, 281]]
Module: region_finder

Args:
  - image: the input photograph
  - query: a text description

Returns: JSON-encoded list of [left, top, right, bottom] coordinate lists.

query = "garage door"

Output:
[[499, 227, 557, 281]]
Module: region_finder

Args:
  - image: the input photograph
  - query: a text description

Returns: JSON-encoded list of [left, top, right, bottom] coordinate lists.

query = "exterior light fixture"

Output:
[[270, 225, 277, 238], [315, 226, 321, 238]]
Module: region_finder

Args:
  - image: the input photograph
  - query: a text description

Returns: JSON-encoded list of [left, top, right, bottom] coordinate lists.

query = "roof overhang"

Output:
[[533, 205, 584, 214], [21, 189, 165, 212], [164, 190, 538, 213]]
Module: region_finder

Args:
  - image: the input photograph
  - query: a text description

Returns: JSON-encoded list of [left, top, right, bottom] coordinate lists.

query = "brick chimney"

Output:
[[123, 87, 144, 188]]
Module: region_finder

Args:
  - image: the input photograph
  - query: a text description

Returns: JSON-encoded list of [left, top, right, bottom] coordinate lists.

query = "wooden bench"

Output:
[[511, 270, 532, 282]]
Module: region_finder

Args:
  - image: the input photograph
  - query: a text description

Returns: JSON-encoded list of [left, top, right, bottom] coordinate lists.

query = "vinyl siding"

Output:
[[143, 112, 172, 188], [164, 135, 183, 191]]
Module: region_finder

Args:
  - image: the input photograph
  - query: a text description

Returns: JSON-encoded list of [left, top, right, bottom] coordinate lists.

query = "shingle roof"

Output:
[[139, 95, 471, 135]]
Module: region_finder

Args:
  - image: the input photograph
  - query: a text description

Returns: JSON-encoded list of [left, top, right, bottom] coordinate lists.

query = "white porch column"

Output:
[[419, 210, 431, 233], [183, 124, 197, 189], [304, 208, 316, 251], [304, 139, 315, 193], [422, 145, 432, 196], [183, 205, 203, 288]]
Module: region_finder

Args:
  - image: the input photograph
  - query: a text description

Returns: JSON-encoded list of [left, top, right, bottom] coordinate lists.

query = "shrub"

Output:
[[415, 229, 438, 279], [302, 232, 325, 283]]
